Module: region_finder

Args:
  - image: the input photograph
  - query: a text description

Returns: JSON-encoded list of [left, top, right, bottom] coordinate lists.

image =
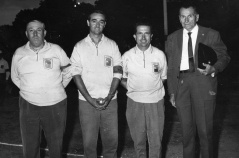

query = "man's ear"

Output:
[[25, 31, 28, 38], [87, 20, 90, 26], [44, 30, 47, 37], [133, 34, 136, 40], [196, 14, 199, 22]]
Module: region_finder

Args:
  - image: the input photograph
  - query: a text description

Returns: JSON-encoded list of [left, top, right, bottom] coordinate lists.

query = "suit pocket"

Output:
[[198, 75, 217, 100]]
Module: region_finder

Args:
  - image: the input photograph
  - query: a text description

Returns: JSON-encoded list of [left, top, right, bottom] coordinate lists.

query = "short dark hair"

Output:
[[88, 10, 107, 22], [26, 20, 45, 30], [179, 1, 198, 15], [134, 20, 153, 34]]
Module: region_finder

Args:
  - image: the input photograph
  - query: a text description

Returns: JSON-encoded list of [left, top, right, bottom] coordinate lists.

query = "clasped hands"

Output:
[[91, 95, 113, 111]]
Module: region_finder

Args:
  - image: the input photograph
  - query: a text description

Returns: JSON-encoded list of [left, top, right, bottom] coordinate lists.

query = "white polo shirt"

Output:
[[122, 45, 167, 103], [70, 34, 122, 100], [11, 41, 71, 106]]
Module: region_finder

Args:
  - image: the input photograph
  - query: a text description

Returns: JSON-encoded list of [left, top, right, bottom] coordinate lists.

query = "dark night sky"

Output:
[[0, 0, 95, 26]]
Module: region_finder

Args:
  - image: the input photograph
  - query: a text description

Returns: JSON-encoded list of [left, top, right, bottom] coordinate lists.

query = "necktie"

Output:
[[188, 32, 195, 72]]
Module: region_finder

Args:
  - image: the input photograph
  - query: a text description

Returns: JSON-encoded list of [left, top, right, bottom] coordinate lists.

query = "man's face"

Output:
[[179, 7, 199, 32], [25, 21, 46, 48], [87, 13, 106, 35], [134, 25, 153, 50]]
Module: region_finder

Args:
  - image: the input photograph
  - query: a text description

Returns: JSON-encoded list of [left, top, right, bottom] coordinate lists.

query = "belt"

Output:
[[179, 69, 195, 74]]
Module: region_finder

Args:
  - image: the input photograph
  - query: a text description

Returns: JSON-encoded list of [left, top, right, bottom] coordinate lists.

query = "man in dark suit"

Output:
[[166, 2, 230, 158]]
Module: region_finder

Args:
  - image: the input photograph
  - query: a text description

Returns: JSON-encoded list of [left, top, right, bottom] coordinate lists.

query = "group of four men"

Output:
[[10, 2, 230, 158]]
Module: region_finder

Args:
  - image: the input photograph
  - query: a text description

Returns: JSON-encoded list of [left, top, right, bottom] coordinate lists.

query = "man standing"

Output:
[[70, 10, 122, 158], [0, 49, 10, 105], [121, 21, 167, 158], [11, 20, 71, 158], [166, 2, 230, 158]]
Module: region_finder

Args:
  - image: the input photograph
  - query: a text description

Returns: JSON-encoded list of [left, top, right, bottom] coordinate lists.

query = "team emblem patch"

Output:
[[104, 55, 113, 67], [43, 58, 53, 69], [152, 62, 160, 73]]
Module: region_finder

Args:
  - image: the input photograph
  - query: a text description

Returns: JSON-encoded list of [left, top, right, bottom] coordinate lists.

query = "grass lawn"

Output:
[[0, 78, 239, 158]]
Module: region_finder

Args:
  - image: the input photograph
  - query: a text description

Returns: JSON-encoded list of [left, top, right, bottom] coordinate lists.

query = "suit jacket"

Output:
[[166, 25, 230, 97]]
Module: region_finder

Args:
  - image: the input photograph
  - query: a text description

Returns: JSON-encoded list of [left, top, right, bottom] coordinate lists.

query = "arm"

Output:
[[198, 31, 230, 76], [73, 75, 102, 110], [58, 47, 72, 87], [165, 35, 176, 107], [11, 53, 20, 88], [121, 78, 127, 90], [100, 65, 122, 109], [61, 63, 72, 87]]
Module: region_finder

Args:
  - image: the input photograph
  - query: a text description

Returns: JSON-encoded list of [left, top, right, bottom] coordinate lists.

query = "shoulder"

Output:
[[103, 36, 118, 46], [199, 25, 220, 35], [14, 44, 27, 56], [152, 46, 166, 58], [152, 46, 165, 55], [73, 38, 87, 48], [122, 47, 135, 58], [47, 42, 63, 50], [168, 29, 183, 39]]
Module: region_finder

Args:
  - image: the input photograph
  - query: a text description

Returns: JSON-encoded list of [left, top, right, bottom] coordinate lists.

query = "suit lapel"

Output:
[[195, 26, 206, 68], [177, 29, 183, 67]]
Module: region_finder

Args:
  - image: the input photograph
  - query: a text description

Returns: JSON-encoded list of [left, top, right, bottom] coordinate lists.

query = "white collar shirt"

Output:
[[180, 24, 199, 70], [122, 45, 167, 103]]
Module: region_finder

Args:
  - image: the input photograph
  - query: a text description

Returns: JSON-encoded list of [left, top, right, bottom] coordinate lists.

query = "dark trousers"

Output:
[[78, 99, 118, 158], [176, 72, 216, 158], [126, 98, 165, 158], [19, 96, 67, 158]]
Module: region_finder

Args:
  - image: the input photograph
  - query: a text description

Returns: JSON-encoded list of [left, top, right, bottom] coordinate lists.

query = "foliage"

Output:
[[0, 0, 239, 58]]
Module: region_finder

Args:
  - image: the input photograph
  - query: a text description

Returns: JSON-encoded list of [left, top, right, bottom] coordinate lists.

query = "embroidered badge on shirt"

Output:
[[152, 62, 160, 73], [43, 58, 53, 69], [104, 55, 113, 67]]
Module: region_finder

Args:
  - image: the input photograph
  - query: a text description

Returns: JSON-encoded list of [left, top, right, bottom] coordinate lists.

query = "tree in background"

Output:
[[0, 0, 239, 58]]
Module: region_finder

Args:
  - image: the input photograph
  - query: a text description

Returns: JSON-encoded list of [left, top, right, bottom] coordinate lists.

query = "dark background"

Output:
[[0, 0, 239, 61]]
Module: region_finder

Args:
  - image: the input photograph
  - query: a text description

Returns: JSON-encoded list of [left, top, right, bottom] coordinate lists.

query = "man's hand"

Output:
[[169, 94, 176, 108], [97, 94, 114, 110], [90, 98, 106, 111], [197, 63, 216, 77]]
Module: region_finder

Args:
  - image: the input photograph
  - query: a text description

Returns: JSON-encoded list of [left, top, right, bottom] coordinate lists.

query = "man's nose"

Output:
[[142, 34, 146, 39], [33, 31, 38, 36], [96, 22, 100, 27], [185, 17, 190, 23]]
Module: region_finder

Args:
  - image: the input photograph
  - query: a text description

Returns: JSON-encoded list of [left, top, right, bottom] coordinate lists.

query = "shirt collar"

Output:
[[25, 40, 49, 51], [183, 24, 198, 36], [135, 44, 153, 54], [86, 34, 105, 43]]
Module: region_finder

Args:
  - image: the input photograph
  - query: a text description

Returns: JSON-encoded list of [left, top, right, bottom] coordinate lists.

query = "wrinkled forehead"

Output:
[[179, 7, 196, 16], [26, 21, 45, 30]]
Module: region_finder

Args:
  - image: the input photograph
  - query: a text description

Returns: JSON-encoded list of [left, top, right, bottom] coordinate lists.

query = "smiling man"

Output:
[[11, 20, 71, 158], [70, 10, 122, 158], [121, 21, 167, 158]]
